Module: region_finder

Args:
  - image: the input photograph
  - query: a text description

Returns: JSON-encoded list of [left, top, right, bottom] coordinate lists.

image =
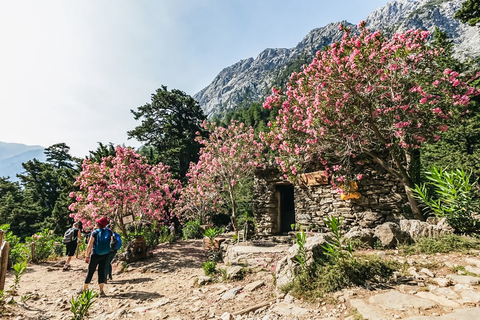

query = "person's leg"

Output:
[[97, 254, 109, 294], [83, 254, 101, 291], [109, 251, 117, 279], [64, 243, 76, 269]]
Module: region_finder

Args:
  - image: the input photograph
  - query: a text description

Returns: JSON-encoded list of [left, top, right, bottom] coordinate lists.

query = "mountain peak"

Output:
[[194, 0, 479, 118]]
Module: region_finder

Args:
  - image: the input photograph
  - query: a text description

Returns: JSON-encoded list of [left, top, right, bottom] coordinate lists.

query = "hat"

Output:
[[95, 216, 109, 228]]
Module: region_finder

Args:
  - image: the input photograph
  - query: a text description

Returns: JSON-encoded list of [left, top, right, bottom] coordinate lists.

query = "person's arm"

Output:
[[85, 234, 95, 263], [77, 229, 82, 241]]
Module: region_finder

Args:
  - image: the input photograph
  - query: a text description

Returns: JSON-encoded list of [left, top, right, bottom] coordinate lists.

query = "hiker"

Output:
[[63, 222, 82, 271], [169, 222, 175, 235], [80, 216, 113, 296], [104, 225, 122, 282]]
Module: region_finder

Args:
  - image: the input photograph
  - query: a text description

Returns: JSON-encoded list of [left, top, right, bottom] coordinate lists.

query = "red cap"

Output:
[[95, 216, 108, 228]]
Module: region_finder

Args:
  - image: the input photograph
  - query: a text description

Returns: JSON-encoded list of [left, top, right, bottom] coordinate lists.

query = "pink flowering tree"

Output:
[[175, 120, 264, 233], [174, 160, 223, 225], [68, 146, 182, 237], [261, 22, 479, 220]]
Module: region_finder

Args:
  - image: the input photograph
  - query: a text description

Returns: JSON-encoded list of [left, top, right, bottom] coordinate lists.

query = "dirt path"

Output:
[[2, 239, 283, 320], [2, 240, 480, 320]]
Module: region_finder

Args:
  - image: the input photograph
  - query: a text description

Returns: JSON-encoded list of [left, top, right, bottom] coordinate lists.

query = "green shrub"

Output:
[[182, 220, 203, 240], [294, 231, 307, 270], [202, 260, 217, 276], [413, 167, 480, 234], [402, 234, 480, 255], [70, 289, 97, 320], [284, 255, 399, 299], [25, 229, 59, 262], [204, 227, 224, 241], [1, 224, 29, 268], [321, 215, 353, 263]]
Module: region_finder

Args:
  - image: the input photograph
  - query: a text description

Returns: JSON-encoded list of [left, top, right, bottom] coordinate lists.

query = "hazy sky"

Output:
[[0, 0, 389, 158]]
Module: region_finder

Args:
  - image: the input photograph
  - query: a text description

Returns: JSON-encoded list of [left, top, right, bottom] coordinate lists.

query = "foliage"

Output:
[[70, 289, 97, 320], [401, 234, 480, 255], [182, 220, 204, 240], [26, 229, 59, 262], [321, 215, 354, 263], [284, 255, 399, 298], [1, 224, 29, 268], [0, 143, 80, 239], [293, 231, 307, 270], [454, 0, 480, 26], [69, 146, 181, 238], [213, 102, 278, 137], [175, 120, 264, 232], [202, 260, 217, 276], [261, 22, 479, 220], [128, 85, 207, 181], [413, 167, 480, 234], [204, 227, 224, 241], [87, 142, 116, 163], [10, 261, 28, 295], [421, 28, 480, 180]]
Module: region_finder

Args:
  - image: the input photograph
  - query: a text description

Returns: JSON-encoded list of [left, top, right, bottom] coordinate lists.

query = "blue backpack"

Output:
[[113, 232, 122, 251], [93, 228, 111, 255]]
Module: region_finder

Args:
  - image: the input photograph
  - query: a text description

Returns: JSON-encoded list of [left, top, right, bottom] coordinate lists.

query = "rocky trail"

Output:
[[2, 239, 480, 320]]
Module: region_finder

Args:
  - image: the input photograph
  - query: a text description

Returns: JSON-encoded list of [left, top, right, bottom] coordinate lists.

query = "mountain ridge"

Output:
[[0, 141, 45, 181], [194, 0, 480, 118]]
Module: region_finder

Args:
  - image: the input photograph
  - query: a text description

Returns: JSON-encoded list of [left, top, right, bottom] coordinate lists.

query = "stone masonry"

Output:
[[254, 161, 409, 236]]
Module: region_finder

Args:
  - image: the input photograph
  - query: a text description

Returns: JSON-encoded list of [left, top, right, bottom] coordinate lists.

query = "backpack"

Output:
[[62, 228, 76, 244], [111, 232, 122, 251], [93, 228, 112, 255]]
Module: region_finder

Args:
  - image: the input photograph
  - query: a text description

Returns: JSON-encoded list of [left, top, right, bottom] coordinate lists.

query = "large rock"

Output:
[[374, 222, 410, 248], [400, 219, 453, 241], [344, 226, 374, 246], [275, 233, 329, 290]]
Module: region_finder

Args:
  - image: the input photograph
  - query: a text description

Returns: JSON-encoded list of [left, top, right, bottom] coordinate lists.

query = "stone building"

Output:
[[253, 161, 410, 236]]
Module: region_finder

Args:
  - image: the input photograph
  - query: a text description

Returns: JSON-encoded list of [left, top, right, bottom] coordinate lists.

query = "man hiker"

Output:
[[63, 222, 82, 271]]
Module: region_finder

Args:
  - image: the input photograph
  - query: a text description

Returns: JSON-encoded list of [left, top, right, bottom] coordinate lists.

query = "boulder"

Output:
[[400, 219, 453, 241], [374, 222, 410, 248], [344, 226, 374, 246]]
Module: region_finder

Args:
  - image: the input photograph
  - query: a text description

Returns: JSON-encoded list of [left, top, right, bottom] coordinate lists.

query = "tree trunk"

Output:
[[404, 183, 424, 221]]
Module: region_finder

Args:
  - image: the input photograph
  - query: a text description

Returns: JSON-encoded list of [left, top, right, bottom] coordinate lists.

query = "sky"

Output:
[[0, 0, 390, 158]]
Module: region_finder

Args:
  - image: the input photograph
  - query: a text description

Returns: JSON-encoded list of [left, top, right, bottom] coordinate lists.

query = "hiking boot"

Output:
[[99, 291, 107, 298], [63, 264, 70, 271], [76, 288, 84, 295]]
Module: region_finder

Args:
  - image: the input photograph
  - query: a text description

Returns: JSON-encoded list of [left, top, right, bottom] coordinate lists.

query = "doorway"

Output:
[[276, 184, 295, 234]]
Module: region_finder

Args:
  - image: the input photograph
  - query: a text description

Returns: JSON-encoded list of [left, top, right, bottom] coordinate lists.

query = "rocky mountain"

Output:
[[194, 0, 480, 118], [0, 141, 45, 182]]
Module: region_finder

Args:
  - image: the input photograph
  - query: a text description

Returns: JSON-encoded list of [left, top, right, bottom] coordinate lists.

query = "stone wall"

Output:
[[253, 162, 409, 236]]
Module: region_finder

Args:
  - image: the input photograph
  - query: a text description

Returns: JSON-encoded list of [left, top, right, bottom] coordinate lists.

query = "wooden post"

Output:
[[31, 242, 35, 263], [0, 234, 9, 291]]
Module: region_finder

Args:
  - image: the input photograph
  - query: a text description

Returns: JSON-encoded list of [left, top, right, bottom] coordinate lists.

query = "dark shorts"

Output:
[[65, 241, 77, 257]]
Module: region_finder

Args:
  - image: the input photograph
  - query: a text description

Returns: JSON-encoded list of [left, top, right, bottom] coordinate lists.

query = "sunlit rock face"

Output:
[[195, 0, 479, 119]]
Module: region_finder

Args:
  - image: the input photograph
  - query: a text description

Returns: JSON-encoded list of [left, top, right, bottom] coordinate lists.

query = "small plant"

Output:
[[20, 293, 32, 303], [413, 167, 480, 234], [218, 268, 228, 281], [182, 220, 204, 240], [10, 260, 28, 295], [0, 290, 5, 310], [321, 215, 353, 263], [293, 230, 307, 271], [70, 289, 98, 320], [202, 260, 217, 276], [204, 227, 224, 241]]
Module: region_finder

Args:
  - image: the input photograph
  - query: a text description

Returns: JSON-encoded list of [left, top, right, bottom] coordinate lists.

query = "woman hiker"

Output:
[[79, 216, 113, 296]]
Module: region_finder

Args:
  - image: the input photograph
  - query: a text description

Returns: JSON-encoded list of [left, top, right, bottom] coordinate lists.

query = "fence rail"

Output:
[[0, 230, 9, 291]]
